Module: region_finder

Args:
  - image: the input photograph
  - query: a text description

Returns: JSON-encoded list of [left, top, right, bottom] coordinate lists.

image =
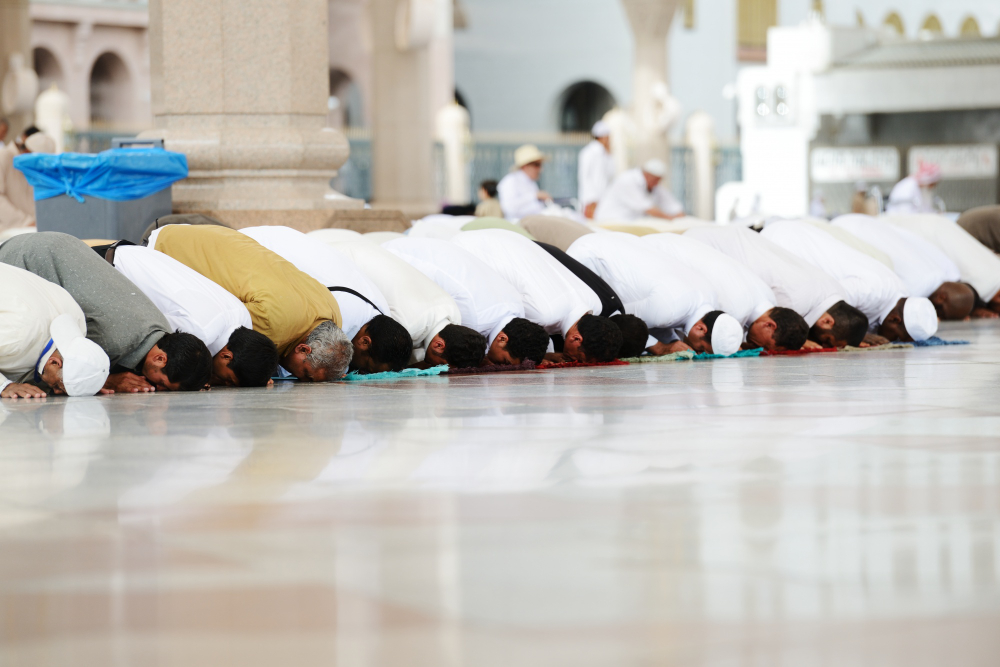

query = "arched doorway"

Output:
[[328, 69, 365, 130], [558, 81, 616, 133], [33, 47, 64, 92], [89, 52, 132, 127]]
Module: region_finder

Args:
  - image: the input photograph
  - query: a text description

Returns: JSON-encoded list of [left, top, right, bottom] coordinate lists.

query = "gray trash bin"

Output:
[[34, 138, 174, 244]]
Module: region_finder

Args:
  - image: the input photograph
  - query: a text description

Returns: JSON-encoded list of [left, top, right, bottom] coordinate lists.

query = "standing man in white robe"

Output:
[[384, 236, 549, 366], [831, 214, 974, 320], [453, 229, 624, 363], [497, 144, 551, 221], [641, 233, 808, 352], [886, 162, 942, 214], [885, 214, 1000, 318], [577, 121, 616, 220], [567, 232, 744, 356], [760, 220, 938, 343], [594, 158, 683, 222], [684, 225, 869, 348]]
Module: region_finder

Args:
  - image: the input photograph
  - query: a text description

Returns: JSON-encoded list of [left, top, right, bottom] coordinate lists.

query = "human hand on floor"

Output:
[[971, 307, 999, 319], [1, 383, 46, 399], [862, 333, 890, 347], [802, 340, 823, 350], [647, 341, 691, 356], [538, 352, 567, 367], [105, 372, 155, 393]]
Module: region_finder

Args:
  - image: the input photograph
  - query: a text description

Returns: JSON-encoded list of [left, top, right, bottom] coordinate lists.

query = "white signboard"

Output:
[[811, 147, 900, 183], [908, 144, 998, 180]]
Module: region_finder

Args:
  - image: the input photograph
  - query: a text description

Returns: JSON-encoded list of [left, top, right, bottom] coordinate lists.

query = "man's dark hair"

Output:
[[439, 324, 487, 368], [702, 310, 724, 336], [769, 307, 808, 350], [226, 326, 278, 387], [610, 313, 649, 357], [22, 125, 39, 138], [811, 300, 868, 347], [577, 314, 623, 362], [366, 314, 412, 371], [480, 179, 498, 199], [158, 332, 212, 391], [501, 317, 549, 364]]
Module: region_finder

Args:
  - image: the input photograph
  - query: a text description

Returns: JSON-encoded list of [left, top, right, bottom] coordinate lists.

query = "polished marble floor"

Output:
[[2, 321, 999, 666]]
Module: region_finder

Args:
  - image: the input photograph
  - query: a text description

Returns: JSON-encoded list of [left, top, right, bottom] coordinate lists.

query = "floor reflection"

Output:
[[0, 321, 998, 664]]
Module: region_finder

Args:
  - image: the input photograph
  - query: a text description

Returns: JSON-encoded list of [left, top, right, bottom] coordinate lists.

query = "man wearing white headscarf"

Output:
[[761, 220, 939, 343], [0, 131, 55, 232], [886, 162, 942, 215], [594, 158, 683, 222], [567, 232, 744, 356], [831, 214, 974, 320], [577, 120, 616, 219]]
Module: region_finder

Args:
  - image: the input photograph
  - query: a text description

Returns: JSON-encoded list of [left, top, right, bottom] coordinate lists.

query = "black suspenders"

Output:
[[328, 286, 384, 315]]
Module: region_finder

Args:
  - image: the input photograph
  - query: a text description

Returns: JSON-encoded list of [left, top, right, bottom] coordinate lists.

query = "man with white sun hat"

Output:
[[497, 144, 552, 221], [594, 157, 684, 223], [0, 263, 110, 398]]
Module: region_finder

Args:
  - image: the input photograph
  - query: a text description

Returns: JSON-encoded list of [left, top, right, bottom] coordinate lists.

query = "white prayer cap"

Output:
[[642, 158, 667, 178], [24, 132, 55, 154], [854, 180, 868, 192], [591, 120, 611, 138], [711, 314, 744, 357], [45, 314, 110, 396], [903, 297, 938, 342]]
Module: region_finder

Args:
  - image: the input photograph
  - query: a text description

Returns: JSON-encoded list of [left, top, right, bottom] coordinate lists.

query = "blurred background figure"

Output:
[[475, 179, 501, 218], [887, 162, 943, 215], [0, 130, 54, 235], [497, 144, 552, 221], [809, 189, 827, 219], [577, 120, 615, 220]]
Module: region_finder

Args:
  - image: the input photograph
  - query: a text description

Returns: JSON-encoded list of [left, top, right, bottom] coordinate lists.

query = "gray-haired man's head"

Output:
[[280, 320, 353, 381]]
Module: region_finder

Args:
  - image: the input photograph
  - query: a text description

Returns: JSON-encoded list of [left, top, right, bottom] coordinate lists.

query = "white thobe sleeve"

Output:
[[578, 144, 611, 206], [652, 186, 684, 216], [497, 172, 544, 221]]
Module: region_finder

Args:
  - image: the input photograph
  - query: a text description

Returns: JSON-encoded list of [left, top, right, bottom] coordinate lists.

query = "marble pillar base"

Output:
[[186, 206, 411, 234]]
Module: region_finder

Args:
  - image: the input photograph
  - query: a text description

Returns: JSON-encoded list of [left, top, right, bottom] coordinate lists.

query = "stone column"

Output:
[[0, 0, 33, 135], [685, 111, 716, 220], [141, 0, 361, 229], [370, 0, 437, 215], [620, 0, 681, 167]]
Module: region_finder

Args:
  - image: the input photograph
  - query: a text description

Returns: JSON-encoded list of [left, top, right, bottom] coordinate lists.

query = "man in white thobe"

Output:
[[1, 263, 109, 398], [383, 236, 549, 366], [641, 232, 808, 352], [453, 229, 624, 363], [761, 220, 938, 343], [594, 158, 683, 223], [239, 226, 414, 373], [567, 232, 744, 356], [0, 132, 56, 233], [684, 225, 869, 348], [885, 214, 1000, 318], [831, 214, 974, 320], [497, 144, 551, 221], [887, 163, 942, 215], [110, 244, 278, 387], [577, 121, 616, 220], [314, 236, 486, 368]]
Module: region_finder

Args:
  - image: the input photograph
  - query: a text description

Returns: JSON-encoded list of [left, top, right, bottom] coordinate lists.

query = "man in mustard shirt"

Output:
[[151, 225, 353, 381]]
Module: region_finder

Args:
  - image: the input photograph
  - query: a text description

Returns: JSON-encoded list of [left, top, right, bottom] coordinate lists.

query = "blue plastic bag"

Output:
[[14, 148, 188, 202]]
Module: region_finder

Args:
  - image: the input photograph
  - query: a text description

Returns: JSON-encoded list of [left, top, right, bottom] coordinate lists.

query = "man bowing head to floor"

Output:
[[150, 225, 352, 381], [0, 232, 211, 392]]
